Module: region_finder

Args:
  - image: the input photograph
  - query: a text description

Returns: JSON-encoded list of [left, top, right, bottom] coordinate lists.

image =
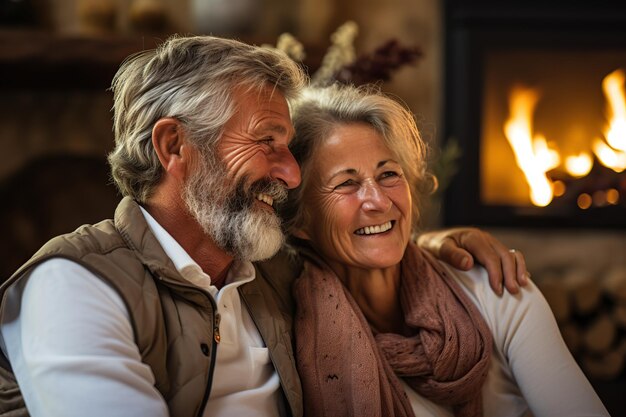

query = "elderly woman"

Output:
[[281, 84, 608, 417]]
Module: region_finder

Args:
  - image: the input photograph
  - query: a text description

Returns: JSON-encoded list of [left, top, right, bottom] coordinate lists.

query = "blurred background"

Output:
[[0, 0, 443, 273], [1, 0, 625, 413]]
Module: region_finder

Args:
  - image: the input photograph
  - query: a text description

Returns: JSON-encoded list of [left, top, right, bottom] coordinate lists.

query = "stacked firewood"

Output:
[[538, 265, 626, 380]]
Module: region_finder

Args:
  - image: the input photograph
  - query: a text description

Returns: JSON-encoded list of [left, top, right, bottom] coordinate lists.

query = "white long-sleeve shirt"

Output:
[[402, 263, 609, 417], [0, 208, 279, 417]]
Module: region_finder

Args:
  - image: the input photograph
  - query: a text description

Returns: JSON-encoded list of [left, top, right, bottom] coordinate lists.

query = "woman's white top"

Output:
[[402, 262, 609, 417]]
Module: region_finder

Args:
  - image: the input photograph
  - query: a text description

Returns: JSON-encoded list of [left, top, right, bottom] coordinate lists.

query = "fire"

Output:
[[500, 69, 626, 207], [595, 69, 626, 172], [503, 86, 555, 206], [592, 139, 626, 172], [533, 134, 561, 172], [602, 69, 626, 152], [565, 152, 593, 178]]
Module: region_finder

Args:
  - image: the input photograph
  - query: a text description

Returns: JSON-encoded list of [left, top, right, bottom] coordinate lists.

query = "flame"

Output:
[[602, 69, 626, 152], [533, 134, 561, 171], [592, 138, 626, 172], [565, 152, 593, 177], [593, 69, 626, 172], [504, 86, 555, 207]]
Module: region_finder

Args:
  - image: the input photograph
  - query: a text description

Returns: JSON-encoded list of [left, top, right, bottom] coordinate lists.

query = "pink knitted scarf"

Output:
[[293, 242, 493, 417]]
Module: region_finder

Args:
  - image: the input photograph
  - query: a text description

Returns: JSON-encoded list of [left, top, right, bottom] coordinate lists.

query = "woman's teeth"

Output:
[[355, 221, 393, 235], [256, 193, 274, 207]]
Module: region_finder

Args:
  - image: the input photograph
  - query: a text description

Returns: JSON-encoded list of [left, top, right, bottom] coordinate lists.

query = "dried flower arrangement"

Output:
[[265, 21, 422, 86]]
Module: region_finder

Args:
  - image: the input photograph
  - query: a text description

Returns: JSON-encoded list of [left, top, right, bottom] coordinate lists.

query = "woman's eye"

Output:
[[334, 179, 357, 190], [379, 171, 402, 185]]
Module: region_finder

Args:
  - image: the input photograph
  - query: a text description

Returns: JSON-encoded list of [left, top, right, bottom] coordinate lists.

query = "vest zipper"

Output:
[[214, 312, 221, 343], [197, 295, 219, 417], [153, 272, 221, 416]]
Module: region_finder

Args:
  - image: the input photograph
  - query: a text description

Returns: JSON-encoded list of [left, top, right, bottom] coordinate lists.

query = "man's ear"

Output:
[[152, 118, 188, 176]]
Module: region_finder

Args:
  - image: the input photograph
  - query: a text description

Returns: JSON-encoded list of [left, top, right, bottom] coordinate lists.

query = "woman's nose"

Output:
[[360, 180, 392, 212], [269, 146, 302, 189]]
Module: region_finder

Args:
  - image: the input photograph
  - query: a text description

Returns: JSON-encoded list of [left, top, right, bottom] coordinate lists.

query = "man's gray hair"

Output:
[[282, 83, 436, 235], [108, 35, 307, 202]]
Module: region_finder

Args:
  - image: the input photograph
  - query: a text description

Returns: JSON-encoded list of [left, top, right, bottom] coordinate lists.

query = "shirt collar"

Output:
[[140, 206, 198, 273], [138, 206, 255, 291]]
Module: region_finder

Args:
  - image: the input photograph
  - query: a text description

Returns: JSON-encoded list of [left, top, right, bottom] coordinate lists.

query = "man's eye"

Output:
[[260, 137, 274, 144]]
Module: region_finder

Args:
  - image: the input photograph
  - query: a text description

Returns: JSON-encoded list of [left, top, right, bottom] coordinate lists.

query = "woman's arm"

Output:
[[451, 265, 609, 417], [418, 227, 529, 295]]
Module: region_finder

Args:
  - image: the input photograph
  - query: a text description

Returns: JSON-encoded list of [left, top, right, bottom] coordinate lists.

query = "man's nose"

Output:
[[360, 180, 392, 212], [269, 146, 301, 189]]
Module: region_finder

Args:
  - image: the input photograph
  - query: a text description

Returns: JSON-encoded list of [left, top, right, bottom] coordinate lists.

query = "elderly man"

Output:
[[0, 35, 527, 417]]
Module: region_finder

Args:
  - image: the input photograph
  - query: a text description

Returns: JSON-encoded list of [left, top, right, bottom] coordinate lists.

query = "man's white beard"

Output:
[[182, 151, 286, 262]]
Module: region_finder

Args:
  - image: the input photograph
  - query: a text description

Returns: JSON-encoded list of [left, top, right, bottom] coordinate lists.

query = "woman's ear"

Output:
[[152, 118, 188, 176]]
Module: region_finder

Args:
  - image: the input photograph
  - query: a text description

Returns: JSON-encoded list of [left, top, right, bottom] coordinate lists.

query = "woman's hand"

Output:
[[417, 227, 530, 295]]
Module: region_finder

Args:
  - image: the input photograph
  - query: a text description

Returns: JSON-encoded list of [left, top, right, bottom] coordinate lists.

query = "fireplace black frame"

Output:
[[442, 0, 626, 229]]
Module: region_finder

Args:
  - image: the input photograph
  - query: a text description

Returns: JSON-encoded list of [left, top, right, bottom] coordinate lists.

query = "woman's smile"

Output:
[[354, 220, 395, 236]]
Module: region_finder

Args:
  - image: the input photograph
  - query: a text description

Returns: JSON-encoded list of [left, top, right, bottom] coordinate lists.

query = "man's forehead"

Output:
[[233, 83, 287, 106], [236, 87, 292, 116]]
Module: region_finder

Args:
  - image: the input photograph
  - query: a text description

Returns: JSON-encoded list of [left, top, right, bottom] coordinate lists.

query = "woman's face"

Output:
[[297, 122, 413, 271]]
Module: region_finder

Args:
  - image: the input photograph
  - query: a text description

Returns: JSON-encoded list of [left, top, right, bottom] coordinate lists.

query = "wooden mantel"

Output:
[[0, 29, 324, 91], [0, 30, 168, 91]]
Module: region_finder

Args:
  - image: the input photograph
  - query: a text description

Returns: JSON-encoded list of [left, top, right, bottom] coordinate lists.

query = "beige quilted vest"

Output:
[[0, 197, 302, 417]]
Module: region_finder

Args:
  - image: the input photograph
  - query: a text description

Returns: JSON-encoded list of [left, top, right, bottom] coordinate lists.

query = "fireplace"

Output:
[[442, 0, 626, 228]]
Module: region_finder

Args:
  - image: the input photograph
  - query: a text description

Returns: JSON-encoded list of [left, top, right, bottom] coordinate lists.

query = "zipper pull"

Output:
[[213, 313, 221, 344]]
